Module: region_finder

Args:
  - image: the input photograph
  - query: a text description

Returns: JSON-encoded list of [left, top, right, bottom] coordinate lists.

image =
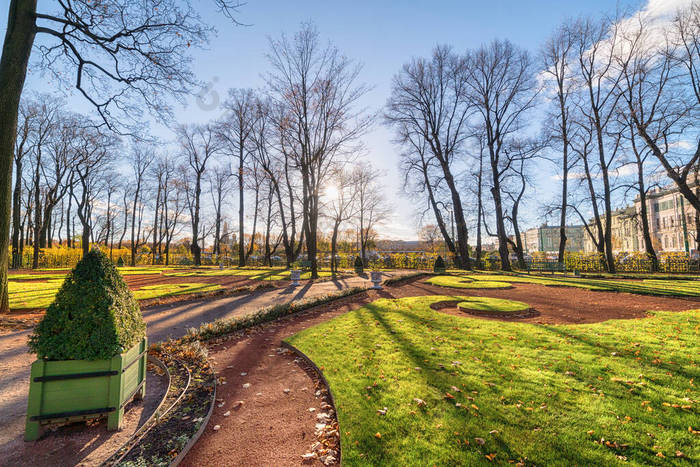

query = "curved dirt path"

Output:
[[0, 274, 391, 466], [182, 279, 700, 466]]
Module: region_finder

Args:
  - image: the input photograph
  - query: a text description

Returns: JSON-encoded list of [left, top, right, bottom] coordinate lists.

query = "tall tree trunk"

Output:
[[238, 155, 245, 267], [152, 182, 160, 265], [11, 157, 23, 268], [631, 129, 658, 272], [130, 183, 141, 266], [0, 0, 37, 311], [191, 174, 202, 266], [557, 140, 569, 263], [475, 149, 484, 267], [330, 220, 340, 275], [435, 155, 471, 269], [245, 185, 259, 261], [593, 120, 615, 273], [56, 199, 63, 247], [32, 159, 41, 269], [118, 191, 128, 249], [581, 150, 606, 260], [489, 167, 511, 272]]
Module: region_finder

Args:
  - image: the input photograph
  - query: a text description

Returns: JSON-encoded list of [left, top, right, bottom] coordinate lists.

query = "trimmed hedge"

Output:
[[28, 249, 146, 361], [185, 286, 368, 342]]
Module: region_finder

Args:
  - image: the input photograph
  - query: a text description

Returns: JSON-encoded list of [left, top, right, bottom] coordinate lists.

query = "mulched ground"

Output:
[[182, 277, 700, 466]]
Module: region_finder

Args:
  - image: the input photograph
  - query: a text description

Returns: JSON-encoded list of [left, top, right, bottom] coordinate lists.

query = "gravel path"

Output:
[[0, 273, 395, 466]]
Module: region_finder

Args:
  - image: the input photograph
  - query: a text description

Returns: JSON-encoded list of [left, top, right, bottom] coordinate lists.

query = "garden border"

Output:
[[102, 355, 192, 466], [171, 378, 216, 466], [100, 354, 171, 465], [429, 299, 538, 319], [280, 340, 342, 465]]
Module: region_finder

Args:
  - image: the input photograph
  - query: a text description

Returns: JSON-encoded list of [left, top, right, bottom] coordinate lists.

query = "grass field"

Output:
[[287, 296, 700, 466], [461, 273, 700, 297], [456, 297, 530, 313], [425, 276, 511, 289], [6, 265, 338, 309], [8, 280, 222, 309], [163, 267, 336, 280]]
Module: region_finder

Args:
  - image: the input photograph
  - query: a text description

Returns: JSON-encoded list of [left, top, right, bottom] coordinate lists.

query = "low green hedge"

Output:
[[29, 249, 146, 361]]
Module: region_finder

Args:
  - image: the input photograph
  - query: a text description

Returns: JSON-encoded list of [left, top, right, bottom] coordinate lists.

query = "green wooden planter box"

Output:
[[433, 267, 446, 274], [25, 337, 147, 441]]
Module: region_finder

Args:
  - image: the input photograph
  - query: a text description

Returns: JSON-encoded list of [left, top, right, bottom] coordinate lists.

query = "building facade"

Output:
[[521, 224, 585, 254], [580, 184, 699, 256], [636, 186, 698, 255]]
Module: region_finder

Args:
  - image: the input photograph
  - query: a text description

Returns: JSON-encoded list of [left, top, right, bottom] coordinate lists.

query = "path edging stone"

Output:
[[280, 340, 342, 466]]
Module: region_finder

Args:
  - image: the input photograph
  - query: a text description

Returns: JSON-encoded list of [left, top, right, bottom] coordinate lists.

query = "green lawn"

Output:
[[463, 273, 700, 297], [287, 296, 700, 466], [132, 283, 222, 300], [163, 267, 336, 281], [8, 280, 222, 309], [457, 297, 530, 313], [8, 279, 65, 309], [426, 275, 512, 289]]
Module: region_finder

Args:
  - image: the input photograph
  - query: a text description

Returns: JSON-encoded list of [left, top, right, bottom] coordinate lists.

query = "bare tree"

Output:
[[398, 134, 458, 261], [418, 224, 441, 253], [71, 126, 116, 255], [261, 178, 282, 267], [572, 17, 627, 272], [353, 163, 390, 264], [217, 89, 257, 266], [250, 98, 304, 266], [11, 100, 37, 268], [0, 0, 243, 312], [128, 145, 153, 266], [208, 165, 233, 257], [325, 167, 358, 274], [502, 141, 543, 268], [464, 39, 539, 271], [162, 170, 187, 265], [385, 46, 472, 269], [39, 112, 77, 249], [178, 124, 220, 265], [266, 23, 371, 278], [27, 98, 62, 268], [615, 5, 700, 218], [542, 23, 576, 262]]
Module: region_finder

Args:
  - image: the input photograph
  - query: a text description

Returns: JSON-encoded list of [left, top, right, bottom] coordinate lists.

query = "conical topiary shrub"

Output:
[[25, 249, 148, 441], [433, 255, 446, 273], [354, 255, 364, 274], [29, 248, 146, 361]]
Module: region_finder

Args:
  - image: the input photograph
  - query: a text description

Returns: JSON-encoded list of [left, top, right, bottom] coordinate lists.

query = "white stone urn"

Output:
[[290, 269, 301, 286], [370, 270, 383, 289]]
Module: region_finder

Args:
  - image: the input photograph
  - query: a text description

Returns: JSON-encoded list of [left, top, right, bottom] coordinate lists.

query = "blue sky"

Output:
[[4, 0, 650, 240]]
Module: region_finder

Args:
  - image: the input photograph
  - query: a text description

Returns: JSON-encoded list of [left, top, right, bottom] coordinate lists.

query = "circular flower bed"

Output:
[[425, 275, 512, 289], [429, 296, 534, 318]]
